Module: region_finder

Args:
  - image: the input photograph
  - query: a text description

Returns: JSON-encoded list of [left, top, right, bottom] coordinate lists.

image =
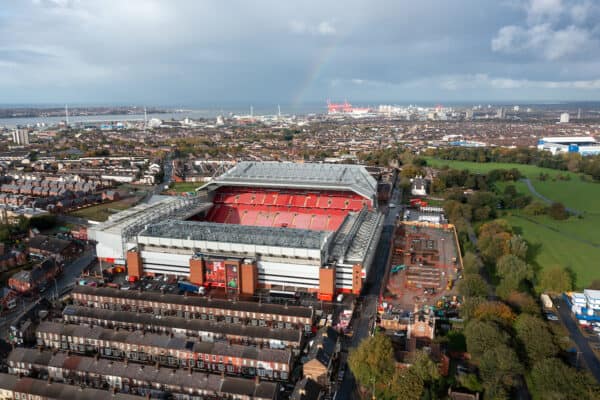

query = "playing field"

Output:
[[426, 157, 600, 288], [169, 182, 201, 193]]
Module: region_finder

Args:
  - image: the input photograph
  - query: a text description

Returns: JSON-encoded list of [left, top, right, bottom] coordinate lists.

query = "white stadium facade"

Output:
[[89, 162, 385, 300]]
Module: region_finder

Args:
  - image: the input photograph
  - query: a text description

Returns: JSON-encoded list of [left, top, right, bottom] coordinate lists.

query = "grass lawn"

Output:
[[69, 197, 141, 222], [169, 182, 201, 193], [424, 157, 580, 179], [505, 212, 600, 288], [424, 157, 600, 288]]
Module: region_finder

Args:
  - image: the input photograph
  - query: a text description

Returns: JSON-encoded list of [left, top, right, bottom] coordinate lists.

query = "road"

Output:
[[521, 178, 581, 215], [336, 185, 401, 399], [45, 248, 97, 300], [144, 155, 173, 203], [555, 296, 600, 382], [0, 248, 96, 338]]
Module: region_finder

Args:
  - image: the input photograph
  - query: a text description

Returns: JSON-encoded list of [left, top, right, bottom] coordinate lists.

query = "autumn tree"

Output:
[[474, 301, 517, 328], [478, 220, 513, 264]]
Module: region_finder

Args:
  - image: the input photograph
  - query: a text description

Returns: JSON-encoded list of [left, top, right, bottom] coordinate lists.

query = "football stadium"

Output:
[[89, 162, 384, 300]]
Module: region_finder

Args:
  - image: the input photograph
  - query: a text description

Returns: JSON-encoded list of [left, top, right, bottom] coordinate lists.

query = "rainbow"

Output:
[[292, 38, 339, 109]]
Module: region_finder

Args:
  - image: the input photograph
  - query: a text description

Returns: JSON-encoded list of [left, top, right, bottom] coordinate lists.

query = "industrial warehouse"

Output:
[[89, 162, 385, 300]]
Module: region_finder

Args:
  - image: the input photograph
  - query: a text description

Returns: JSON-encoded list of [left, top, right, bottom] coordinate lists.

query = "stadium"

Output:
[[89, 162, 385, 300]]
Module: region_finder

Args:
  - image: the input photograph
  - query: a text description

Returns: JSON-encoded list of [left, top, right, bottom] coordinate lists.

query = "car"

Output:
[[337, 365, 346, 382], [593, 326, 600, 334], [545, 313, 559, 321], [393, 330, 406, 337]]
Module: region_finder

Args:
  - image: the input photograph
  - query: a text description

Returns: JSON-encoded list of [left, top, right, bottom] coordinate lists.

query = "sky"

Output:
[[1, 0, 600, 105]]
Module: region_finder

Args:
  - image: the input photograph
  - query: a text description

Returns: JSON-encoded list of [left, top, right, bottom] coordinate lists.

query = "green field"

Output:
[[169, 182, 201, 193], [426, 157, 600, 287], [69, 197, 140, 222], [505, 213, 600, 288], [424, 157, 580, 179]]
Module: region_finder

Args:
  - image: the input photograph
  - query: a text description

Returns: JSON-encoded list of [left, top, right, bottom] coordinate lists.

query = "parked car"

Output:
[[545, 312, 559, 321]]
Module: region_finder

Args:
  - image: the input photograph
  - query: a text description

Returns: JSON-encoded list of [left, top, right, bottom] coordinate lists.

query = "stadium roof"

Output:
[[199, 161, 377, 202], [138, 220, 331, 250]]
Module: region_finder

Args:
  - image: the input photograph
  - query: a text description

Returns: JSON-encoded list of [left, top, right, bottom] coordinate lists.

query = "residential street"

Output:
[[336, 185, 400, 399]]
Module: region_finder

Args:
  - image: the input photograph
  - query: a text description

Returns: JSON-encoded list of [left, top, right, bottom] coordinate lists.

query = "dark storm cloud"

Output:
[[1, 0, 600, 104]]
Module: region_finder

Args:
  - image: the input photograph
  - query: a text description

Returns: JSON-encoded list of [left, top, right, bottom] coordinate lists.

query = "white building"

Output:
[[410, 176, 428, 196], [560, 113, 570, 123], [11, 129, 29, 146], [537, 136, 600, 156]]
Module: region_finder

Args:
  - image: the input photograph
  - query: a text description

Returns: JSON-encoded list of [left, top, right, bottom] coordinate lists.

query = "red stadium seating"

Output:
[[205, 187, 372, 231]]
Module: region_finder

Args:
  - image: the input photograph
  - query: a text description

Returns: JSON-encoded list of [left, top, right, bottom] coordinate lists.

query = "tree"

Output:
[[460, 296, 487, 321], [407, 350, 440, 383], [523, 201, 548, 216], [462, 251, 482, 275], [538, 267, 573, 293], [479, 344, 523, 398], [348, 333, 396, 397], [508, 235, 528, 260], [505, 292, 539, 314], [474, 301, 516, 327], [478, 220, 513, 264], [495, 254, 534, 298], [464, 320, 508, 359], [387, 369, 423, 400], [530, 358, 600, 400], [458, 274, 489, 298], [497, 254, 533, 282], [29, 214, 57, 230], [514, 314, 558, 365], [548, 202, 569, 220]]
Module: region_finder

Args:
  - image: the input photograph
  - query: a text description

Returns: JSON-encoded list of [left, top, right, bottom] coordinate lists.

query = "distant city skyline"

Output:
[[2, 0, 600, 104]]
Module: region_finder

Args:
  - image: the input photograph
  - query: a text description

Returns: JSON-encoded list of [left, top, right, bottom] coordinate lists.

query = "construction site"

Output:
[[382, 221, 462, 312]]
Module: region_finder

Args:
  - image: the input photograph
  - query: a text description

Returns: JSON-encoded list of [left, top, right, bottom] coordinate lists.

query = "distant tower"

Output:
[[65, 104, 69, 126], [578, 108, 582, 119], [12, 129, 29, 146], [496, 107, 505, 119], [250, 105, 254, 118], [278, 104, 281, 118], [144, 107, 148, 133], [560, 113, 570, 123]]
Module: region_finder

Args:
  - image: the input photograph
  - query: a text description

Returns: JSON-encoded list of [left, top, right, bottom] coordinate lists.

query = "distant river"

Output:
[[0, 104, 326, 128]]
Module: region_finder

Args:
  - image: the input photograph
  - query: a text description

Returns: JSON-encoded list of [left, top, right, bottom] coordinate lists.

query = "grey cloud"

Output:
[[0, 0, 599, 104]]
